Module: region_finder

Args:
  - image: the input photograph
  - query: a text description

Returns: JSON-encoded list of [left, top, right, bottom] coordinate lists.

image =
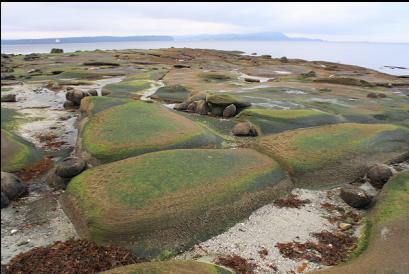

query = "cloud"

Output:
[[1, 2, 409, 42]]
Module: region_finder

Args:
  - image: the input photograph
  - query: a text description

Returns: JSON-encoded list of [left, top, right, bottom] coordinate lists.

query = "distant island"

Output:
[[1, 32, 322, 45]]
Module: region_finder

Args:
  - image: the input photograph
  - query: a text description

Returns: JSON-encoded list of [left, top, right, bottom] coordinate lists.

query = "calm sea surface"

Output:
[[2, 41, 408, 76]]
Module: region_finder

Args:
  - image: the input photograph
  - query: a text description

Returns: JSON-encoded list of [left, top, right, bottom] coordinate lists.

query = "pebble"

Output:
[[339, 223, 352, 230]]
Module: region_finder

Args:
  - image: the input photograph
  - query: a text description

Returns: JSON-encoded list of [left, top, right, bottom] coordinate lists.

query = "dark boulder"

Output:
[[223, 104, 237, 118], [63, 100, 76, 109], [1, 94, 16, 102], [85, 89, 98, 96], [210, 104, 224, 116], [244, 78, 260, 83], [1, 172, 26, 202], [55, 157, 86, 178], [174, 101, 189, 111], [367, 164, 393, 189], [72, 90, 86, 105], [46, 169, 71, 190], [232, 121, 258, 136], [367, 92, 378, 98], [187, 101, 198, 113], [301, 71, 317, 78], [280, 56, 289, 63], [195, 100, 210, 115], [50, 48, 64, 54], [1, 74, 16, 80], [1, 192, 10, 209], [340, 184, 372, 208]]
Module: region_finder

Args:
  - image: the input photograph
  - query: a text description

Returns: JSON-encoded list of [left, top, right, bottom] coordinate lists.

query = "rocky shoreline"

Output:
[[1, 48, 409, 273]]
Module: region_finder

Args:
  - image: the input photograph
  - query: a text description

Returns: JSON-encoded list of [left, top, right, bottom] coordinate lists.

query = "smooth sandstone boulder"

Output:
[[55, 157, 86, 178], [81, 101, 220, 163], [367, 164, 393, 189], [232, 121, 258, 136], [222, 104, 237, 118], [1, 172, 26, 202], [340, 184, 372, 208], [236, 109, 343, 134], [62, 149, 291, 257], [257, 123, 409, 187]]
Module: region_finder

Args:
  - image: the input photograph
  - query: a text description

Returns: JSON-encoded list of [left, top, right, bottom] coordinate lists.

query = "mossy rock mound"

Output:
[[200, 72, 233, 82], [236, 109, 344, 134], [150, 85, 190, 103], [81, 101, 220, 163], [80, 96, 131, 116], [102, 260, 233, 274], [316, 171, 409, 274], [206, 93, 251, 108], [257, 123, 409, 188], [1, 129, 40, 172], [102, 80, 151, 98], [313, 77, 373, 87], [62, 149, 291, 258]]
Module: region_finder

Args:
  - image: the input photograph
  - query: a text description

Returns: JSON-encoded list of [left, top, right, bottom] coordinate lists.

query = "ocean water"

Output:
[[2, 41, 408, 76]]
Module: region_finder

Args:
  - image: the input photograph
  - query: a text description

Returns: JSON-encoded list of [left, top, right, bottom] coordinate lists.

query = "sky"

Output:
[[2, 2, 409, 43]]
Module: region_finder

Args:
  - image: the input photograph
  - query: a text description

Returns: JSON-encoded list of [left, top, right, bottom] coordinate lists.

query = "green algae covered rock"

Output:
[[102, 80, 151, 98], [102, 260, 233, 274], [1, 129, 39, 172], [317, 171, 409, 274], [257, 123, 409, 187], [236, 108, 344, 134], [150, 85, 190, 103], [62, 148, 291, 258], [80, 96, 131, 116], [80, 101, 220, 163]]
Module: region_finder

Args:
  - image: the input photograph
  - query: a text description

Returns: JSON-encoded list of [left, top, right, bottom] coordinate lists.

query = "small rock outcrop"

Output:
[[174, 101, 189, 111], [301, 71, 317, 78], [47, 157, 87, 190], [50, 48, 64, 54], [1, 93, 16, 102], [1, 191, 10, 208], [174, 92, 251, 118], [46, 169, 72, 190], [55, 157, 86, 178], [210, 104, 224, 116], [244, 78, 260, 83], [195, 100, 210, 115], [280, 56, 289, 63], [187, 101, 198, 113], [223, 104, 237, 118], [340, 184, 372, 208], [65, 88, 99, 107], [367, 164, 393, 189], [1, 172, 26, 207], [232, 121, 258, 136]]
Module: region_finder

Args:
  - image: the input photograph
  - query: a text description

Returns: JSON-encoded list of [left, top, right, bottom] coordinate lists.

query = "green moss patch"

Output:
[[1, 129, 40, 172], [102, 80, 151, 98], [62, 148, 290, 257], [236, 108, 343, 134], [150, 85, 190, 103], [257, 123, 409, 187], [80, 96, 131, 116], [200, 72, 233, 82], [102, 260, 233, 274], [81, 101, 220, 162]]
